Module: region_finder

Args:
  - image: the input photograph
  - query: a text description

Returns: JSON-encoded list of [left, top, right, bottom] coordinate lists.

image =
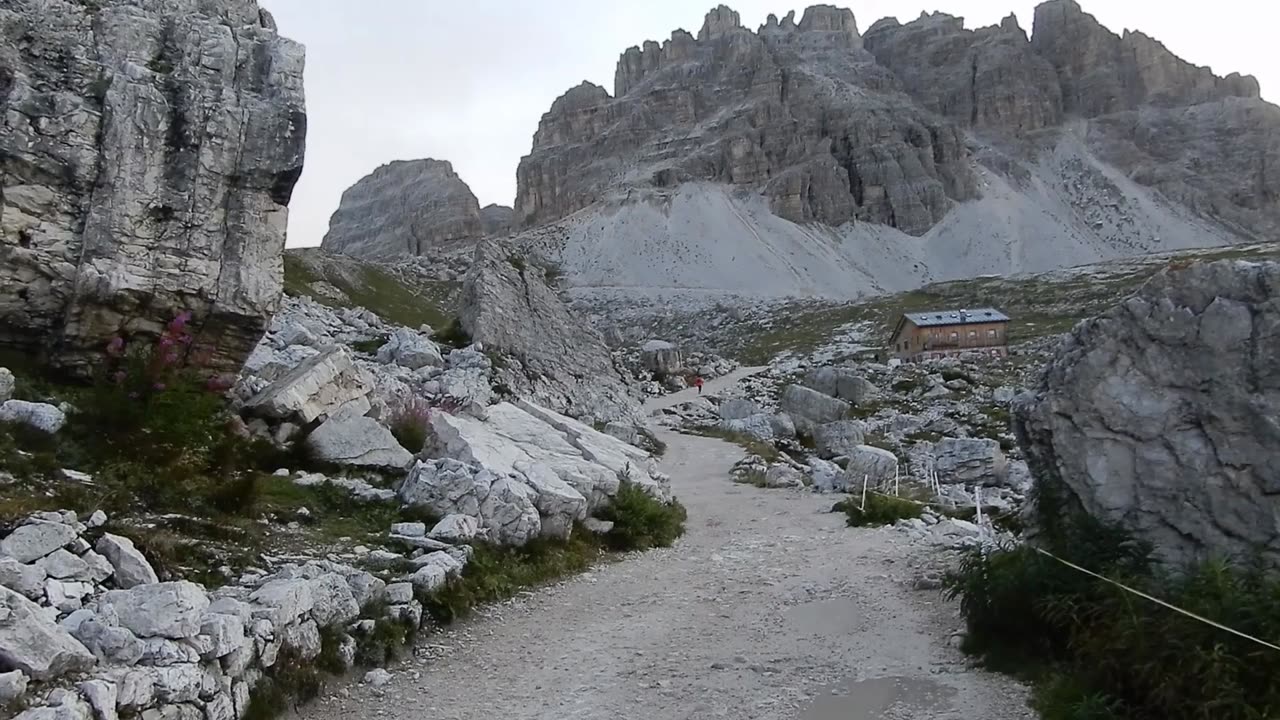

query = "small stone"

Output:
[[363, 669, 392, 687], [426, 514, 480, 543], [79, 679, 118, 720], [384, 583, 414, 604], [0, 669, 29, 704], [390, 522, 426, 538]]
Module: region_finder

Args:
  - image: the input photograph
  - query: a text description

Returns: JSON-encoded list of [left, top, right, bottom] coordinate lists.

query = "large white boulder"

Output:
[[842, 446, 899, 488], [779, 385, 851, 432], [812, 420, 868, 459], [95, 534, 158, 589], [514, 461, 587, 539], [399, 459, 493, 519], [305, 414, 414, 470], [480, 477, 542, 546], [0, 586, 95, 680], [934, 437, 1008, 487], [99, 582, 209, 640], [0, 400, 66, 434], [1, 520, 78, 563], [376, 328, 443, 370], [245, 347, 373, 423]]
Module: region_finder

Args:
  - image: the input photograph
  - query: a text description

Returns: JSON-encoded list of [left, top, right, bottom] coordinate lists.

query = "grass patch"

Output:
[[283, 251, 456, 330], [691, 426, 782, 462], [833, 493, 923, 527], [349, 336, 388, 354], [944, 480, 1280, 720], [433, 318, 472, 350]]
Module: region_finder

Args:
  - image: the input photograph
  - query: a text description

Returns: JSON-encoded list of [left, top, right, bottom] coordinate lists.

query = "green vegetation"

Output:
[[729, 242, 1280, 364], [833, 493, 923, 527], [282, 251, 456, 330], [594, 482, 688, 552], [690, 426, 782, 462], [434, 318, 473, 349], [943, 481, 1280, 720]]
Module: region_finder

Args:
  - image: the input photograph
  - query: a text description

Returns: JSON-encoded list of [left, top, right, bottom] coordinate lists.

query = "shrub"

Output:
[[434, 318, 472, 349], [594, 481, 687, 552], [388, 397, 432, 453], [350, 335, 388, 354], [943, 480, 1280, 720], [834, 493, 922, 527]]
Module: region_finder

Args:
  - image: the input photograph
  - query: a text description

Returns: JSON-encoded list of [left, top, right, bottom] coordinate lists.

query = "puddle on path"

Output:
[[799, 676, 956, 720], [782, 598, 867, 636]]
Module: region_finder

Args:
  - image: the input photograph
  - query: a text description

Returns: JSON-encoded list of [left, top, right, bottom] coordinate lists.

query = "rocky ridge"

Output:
[[0, 0, 307, 374], [500, 1, 1273, 300]]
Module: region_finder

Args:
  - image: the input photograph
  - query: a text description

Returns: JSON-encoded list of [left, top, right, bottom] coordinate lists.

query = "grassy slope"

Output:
[[283, 250, 459, 331], [732, 243, 1280, 364]]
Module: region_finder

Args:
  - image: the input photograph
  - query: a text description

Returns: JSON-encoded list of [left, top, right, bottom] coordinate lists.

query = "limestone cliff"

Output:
[[516, 1, 1277, 250], [0, 0, 306, 374], [517, 5, 978, 235]]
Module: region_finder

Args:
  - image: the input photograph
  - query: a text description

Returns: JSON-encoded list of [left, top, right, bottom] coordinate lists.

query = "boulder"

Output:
[[1015, 260, 1280, 568], [514, 461, 587, 539], [719, 414, 777, 442], [308, 574, 360, 627], [428, 515, 481, 543], [808, 458, 845, 493], [0, 557, 47, 599], [409, 552, 464, 592], [35, 549, 89, 581], [0, 669, 28, 704], [0, 0, 306, 375], [249, 579, 313, 627], [95, 534, 158, 589], [934, 438, 1008, 486], [64, 610, 145, 666], [480, 477, 542, 546], [842, 446, 899, 488], [78, 679, 117, 720], [399, 459, 493, 519], [0, 370, 13, 404], [0, 401, 67, 434], [601, 421, 641, 447], [779, 385, 851, 432], [1, 520, 79, 563], [245, 347, 373, 423], [718, 398, 762, 420], [812, 420, 868, 459], [100, 582, 209, 640], [764, 465, 805, 489], [0, 586, 95, 680], [376, 329, 443, 370], [640, 340, 683, 376], [305, 414, 414, 470]]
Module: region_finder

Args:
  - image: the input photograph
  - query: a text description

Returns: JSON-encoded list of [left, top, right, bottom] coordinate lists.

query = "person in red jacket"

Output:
[[694, 376, 705, 394]]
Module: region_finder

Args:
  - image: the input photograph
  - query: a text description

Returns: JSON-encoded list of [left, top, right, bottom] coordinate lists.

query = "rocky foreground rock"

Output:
[[0, 0, 306, 373], [1016, 260, 1280, 568]]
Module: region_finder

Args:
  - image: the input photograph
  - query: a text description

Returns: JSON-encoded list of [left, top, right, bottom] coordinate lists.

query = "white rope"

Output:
[[1031, 547, 1280, 653]]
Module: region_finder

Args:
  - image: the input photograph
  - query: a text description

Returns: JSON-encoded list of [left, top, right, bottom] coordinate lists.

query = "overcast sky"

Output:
[[259, 0, 1278, 248]]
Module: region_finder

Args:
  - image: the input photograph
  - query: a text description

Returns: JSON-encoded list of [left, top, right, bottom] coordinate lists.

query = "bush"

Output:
[[594, 481, 687, 552], [388, 397, 431, 453], [833, 493, 922, 527], [943, 481, 1280, 720], [434, 318, 472, 349]]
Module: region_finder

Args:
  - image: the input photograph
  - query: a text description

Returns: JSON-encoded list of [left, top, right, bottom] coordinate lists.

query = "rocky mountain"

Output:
[[508, 1, 1276, 299], [321, 159, 513, 259], [0, 0, 306, 373]]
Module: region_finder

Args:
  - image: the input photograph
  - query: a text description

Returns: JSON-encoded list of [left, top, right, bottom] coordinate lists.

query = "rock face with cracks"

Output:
[[0, 0, 307, 374], [459, 239, 640, 424], [1015, 260, 1280, 569]]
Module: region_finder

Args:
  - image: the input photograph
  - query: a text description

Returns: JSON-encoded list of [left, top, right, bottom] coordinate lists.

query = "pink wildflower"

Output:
[[106, 336, 125, 357]]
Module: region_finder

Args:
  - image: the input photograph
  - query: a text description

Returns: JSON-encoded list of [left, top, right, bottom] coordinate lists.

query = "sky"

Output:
[[259, 0, 1278, 248]]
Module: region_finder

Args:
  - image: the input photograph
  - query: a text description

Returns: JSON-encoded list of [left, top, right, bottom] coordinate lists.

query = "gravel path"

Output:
[[297, 375, 1033, 720]]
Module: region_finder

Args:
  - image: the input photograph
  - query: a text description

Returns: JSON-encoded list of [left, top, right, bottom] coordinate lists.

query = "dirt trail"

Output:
[[298, 374, 1032, 720]]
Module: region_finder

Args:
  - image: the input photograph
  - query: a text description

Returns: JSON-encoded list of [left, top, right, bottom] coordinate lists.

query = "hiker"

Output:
[[694, 376, 704, 394]]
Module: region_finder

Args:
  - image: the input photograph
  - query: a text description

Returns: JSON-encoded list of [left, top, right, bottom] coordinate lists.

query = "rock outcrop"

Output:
[[1015, 260, 1280, 568], [321, 159, 489, 259], [0, 0, 306, 374], [459, 239, 640, 423]]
